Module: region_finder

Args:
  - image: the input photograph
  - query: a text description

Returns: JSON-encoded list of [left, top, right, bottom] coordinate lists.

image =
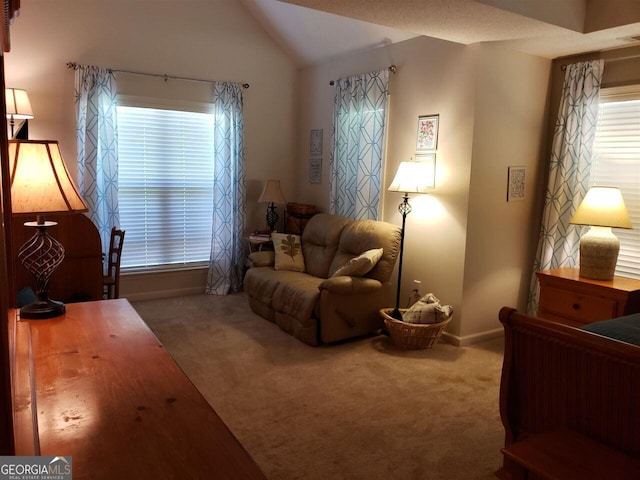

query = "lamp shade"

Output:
[[5, 88, 34, 119], [569, 186, 632, 229], [258, 179, 286, 204], [9, 140, 88, 214], [388, 161, 435, 193]]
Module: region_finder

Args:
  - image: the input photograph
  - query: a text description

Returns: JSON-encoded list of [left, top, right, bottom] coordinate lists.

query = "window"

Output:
[[117, 103, 215, 270], [591, 86, 640, 279]]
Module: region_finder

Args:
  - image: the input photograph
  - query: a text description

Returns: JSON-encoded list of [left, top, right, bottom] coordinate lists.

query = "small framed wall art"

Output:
[[309, 158, 322, 184], [310, 129, 323, 156], [416, 114, 439, 151], [507, 166, 526, 201]]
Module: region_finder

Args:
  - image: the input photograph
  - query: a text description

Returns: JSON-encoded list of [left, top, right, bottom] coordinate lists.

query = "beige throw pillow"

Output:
[[332, 248, 383, 277], [272, 233, 305, 272]]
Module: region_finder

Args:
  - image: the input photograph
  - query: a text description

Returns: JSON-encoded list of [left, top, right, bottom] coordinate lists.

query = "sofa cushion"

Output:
[[272, 233, 305, 272], [243, 267, 282, 307], [272, 272, 324, 323], [302, 213, 351, 278], [331, 248, 383, 277], [329, 219, 401, 282]]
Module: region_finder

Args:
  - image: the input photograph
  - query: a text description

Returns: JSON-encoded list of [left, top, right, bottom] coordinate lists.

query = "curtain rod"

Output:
[[560, 53, 640, 71], [329, 65, 397, 86], [66, 62, 250, 88]]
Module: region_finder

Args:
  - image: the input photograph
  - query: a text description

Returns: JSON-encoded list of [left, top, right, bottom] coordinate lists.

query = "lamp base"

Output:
[[20, 298, 66, 320], [18, 219, 67, 320], [389, 307, 404, 321], [266, 203, 279, 232], [579, 226, 619, 281]]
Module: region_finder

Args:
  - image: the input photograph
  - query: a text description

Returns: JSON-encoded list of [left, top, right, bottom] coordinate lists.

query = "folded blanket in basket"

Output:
[[403, 293, 453, 324]]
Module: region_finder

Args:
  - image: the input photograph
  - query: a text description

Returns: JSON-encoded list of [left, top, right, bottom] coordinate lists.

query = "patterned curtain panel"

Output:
[[527, 60, 604, 314], [206, 82, 246, 295], [330, 69, 389, 220], [75, 65, 119, 254]]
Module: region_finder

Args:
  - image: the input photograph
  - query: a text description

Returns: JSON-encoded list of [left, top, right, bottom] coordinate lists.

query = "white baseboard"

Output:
[[441, 327, 503, 346]]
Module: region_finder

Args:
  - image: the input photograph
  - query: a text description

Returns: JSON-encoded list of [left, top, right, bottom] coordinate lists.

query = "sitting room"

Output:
[[0, 1, 639, 478]]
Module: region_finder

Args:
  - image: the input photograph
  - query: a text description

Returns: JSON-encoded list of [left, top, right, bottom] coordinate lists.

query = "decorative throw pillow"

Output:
[[403, 293, 453, 324], [272, 233, 305, 272], [331, 248, 383, 277]]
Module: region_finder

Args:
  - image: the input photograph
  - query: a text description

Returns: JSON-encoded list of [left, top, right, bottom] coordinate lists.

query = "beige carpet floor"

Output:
[[132, 293, 505, 480]]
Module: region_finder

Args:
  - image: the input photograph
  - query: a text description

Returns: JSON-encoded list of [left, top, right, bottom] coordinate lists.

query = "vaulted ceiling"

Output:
[[240, 0, 640, 67]]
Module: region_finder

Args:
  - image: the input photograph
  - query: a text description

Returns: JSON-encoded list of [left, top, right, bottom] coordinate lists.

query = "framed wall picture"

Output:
[[310, 129, 323, 156], [416, 114, 439, 151], [309, 158, 322, 184], [507, 166, 526, 201], [415, 153, 436, 189]]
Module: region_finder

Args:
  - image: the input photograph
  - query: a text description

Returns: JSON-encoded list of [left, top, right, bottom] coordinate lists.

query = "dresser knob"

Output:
[[572, 303, 580, 310]]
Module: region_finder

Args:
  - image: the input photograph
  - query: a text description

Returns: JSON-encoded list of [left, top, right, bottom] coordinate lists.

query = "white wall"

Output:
[[4, 0, 298, 299], [461, 44, 551, 341], [297, 36, 551, 343]]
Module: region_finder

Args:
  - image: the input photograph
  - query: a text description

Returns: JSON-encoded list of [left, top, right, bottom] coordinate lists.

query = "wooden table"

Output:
[[12, 300, 266, 479]]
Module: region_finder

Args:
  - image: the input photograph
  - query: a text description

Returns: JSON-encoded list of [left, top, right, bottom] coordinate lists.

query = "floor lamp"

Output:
[[9, 140, 88, 319], [387, 160, 435, 320]]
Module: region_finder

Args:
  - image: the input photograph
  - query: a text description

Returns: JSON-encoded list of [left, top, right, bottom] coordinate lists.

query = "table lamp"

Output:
[[9, 140, 88, 319], [5, 88, 34, 138], [387, 160, 435, 320], [569, 186, 632, 281], [258, 179, 286, 232]]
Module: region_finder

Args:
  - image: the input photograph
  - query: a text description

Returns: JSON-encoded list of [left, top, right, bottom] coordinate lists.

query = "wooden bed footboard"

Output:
[[498, 306, 640, 463]]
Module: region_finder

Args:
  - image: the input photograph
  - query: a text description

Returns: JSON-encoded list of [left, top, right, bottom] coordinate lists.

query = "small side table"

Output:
[[537, 268, 640, 326], [247, 235, 272, 253]]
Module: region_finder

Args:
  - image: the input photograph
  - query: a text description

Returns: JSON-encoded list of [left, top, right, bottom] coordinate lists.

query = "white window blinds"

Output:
[[117, 105, 215, 270], [591, 87, 640, 279]]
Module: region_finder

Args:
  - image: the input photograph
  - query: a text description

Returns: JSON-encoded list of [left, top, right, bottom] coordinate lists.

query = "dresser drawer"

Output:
[[539, 287, 618, 324]]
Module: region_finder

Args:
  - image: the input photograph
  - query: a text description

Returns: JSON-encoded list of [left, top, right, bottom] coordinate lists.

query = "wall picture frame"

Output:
[[414, 153, 436, 189], [309, 158, 322, 184], [310, 129, 323, 156], [416, 114, 439, 151], [507, 166, 526, 201]]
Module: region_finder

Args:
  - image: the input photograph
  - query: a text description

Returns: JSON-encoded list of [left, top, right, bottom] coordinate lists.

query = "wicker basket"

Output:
[[380, 308, 452, 349]]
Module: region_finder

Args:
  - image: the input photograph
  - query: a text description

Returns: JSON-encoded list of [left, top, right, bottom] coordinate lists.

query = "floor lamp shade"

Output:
[[388, 161, 435, 194], [9, 140, 88, 319], [570, 186, 632, 281], [258, 179, 286, 231]]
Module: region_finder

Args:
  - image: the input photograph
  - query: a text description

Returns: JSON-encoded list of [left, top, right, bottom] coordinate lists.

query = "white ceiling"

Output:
[[239, 0, 640, 67]]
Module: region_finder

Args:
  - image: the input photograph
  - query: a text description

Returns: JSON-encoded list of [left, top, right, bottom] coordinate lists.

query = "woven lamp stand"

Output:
[[18, 219, 66, 319]]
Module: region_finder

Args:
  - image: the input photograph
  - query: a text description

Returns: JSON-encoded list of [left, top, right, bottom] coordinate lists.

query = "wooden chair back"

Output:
[[103, 227, 125, 299]]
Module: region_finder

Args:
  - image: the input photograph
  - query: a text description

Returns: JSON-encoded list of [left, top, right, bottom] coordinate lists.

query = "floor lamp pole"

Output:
[[391, 193, 411, 320]]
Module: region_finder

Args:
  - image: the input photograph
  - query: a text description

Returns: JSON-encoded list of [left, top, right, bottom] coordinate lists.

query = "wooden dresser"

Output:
[[11, 299, 266, 479], [537, 268, 640, 326]]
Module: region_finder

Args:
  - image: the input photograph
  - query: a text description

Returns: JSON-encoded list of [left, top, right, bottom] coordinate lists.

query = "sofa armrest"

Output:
[[247, 251, 275, 268], [318, 276, 382, 295]]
